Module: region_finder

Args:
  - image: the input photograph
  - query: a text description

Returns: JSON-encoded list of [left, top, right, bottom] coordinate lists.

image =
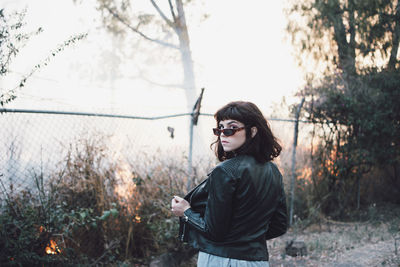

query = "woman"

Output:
[[171, 101, 287, 267]]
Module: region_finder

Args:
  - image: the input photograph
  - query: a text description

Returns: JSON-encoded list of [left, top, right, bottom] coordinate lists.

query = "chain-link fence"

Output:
[[0, 108, 310, 202]]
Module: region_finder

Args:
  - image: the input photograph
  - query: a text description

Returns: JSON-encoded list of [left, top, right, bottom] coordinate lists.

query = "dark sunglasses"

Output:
[[213, 127, 246, 137]]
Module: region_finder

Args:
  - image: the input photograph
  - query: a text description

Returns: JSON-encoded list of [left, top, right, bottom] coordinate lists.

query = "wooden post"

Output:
[[289, 97, 305, 226], [187, 88, 204, 192]]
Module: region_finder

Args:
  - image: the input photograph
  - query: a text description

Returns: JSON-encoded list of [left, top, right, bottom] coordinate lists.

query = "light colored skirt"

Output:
[[197, 251, 270, 267]]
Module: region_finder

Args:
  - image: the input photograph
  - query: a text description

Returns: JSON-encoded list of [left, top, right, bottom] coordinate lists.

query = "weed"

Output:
[[0, 135, 211, 265]]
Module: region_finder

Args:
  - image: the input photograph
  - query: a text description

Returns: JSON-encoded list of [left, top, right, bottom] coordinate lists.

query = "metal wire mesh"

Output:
[[0, 109, 302, 200]]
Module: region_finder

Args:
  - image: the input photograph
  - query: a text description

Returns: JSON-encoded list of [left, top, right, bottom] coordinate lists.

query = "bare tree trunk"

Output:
[[330, 0, 356, 75], [289, 97, 305, 226], [388, 0, 400, 70], [175, 0, 196, 110], [348, 0, 356, 71], [102, 1, 197, 109], [99, 1, 201, 178]]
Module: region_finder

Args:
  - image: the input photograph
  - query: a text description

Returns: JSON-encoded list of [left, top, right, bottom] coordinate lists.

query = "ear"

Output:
[[251, 126, 257, 138]]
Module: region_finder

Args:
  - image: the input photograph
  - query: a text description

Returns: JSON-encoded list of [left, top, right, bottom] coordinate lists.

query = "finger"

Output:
[[174, 195, 184, 202]]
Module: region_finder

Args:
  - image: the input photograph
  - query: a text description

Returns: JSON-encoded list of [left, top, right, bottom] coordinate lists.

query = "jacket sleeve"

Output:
[[183, 165, 235, 241], [265, 182, 288, 240]]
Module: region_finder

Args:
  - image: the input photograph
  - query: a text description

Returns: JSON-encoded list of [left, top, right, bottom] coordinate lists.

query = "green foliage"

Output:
[[0, 190, 83, 266], [0, 136, 195, 265], [286, 0, 400, 218], [306, 71, 400, 164], [0, 165, 123, 266], [297, 70, 400, 217]]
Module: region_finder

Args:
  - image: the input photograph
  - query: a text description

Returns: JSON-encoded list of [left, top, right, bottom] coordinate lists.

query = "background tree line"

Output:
[[286, 0, 400, 219]]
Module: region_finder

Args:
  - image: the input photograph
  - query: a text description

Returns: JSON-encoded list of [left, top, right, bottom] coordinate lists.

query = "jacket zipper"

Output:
[[180, 222, 186, 241], [181, 188, 194, 241], [181, 177, 209, 241]]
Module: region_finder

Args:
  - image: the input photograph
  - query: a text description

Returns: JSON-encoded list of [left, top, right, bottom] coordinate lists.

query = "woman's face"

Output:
[[218, 119, 247, 152]]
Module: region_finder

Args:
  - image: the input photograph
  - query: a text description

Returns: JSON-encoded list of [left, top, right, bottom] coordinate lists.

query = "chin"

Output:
[[222, 146, 234, 152]]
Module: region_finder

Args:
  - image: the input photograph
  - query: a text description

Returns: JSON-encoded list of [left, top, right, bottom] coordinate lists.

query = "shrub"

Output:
[[0, 135, 211, 265], [0, 176, 89, 266]]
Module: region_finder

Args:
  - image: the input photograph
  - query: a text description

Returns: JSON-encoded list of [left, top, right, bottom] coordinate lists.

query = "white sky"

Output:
[[2, 0, 303, 117]]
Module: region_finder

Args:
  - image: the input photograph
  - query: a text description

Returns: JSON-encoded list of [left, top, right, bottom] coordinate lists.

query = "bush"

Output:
[[0, 179, 89, 266], [296, 71, 400, 218], [0, 135, 209, 265]]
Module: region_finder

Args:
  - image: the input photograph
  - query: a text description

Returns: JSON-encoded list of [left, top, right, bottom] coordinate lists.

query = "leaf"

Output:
[[79, 211, 87, 220], [110, 208, 118, 218], [99, 210, 111, 221]]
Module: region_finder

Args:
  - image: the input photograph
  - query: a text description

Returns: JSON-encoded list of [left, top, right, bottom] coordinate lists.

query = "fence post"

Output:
[[188, 119, 194, 184], [187, 88, 204, 192], [289, 97, 305, 226]]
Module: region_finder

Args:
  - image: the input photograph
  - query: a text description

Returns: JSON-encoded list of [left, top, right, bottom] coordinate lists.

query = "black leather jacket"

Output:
[[179, 155, 287, 261]]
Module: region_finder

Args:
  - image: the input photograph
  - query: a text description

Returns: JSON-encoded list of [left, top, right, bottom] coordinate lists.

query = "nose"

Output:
[[220, 132, 228, 137]]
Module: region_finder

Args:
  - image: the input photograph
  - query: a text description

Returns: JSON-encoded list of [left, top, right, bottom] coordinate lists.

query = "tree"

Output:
[[0, 8, 41, 106], [286, 0, 400, 216], [82, 0, 209, 180], [88, 0, 201, 109], [286, 0, 400, 76], [0, 8, 87, 107]]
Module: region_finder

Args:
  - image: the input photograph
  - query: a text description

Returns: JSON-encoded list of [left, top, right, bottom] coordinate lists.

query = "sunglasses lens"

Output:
[[223, 129, 234, 136], [213, 128, 235, 136]]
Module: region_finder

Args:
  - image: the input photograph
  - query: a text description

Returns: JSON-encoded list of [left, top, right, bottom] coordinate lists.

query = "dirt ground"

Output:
[[170, 205, 400, 267], [179, 218, 400, 267], [268, 220, 400, 267]]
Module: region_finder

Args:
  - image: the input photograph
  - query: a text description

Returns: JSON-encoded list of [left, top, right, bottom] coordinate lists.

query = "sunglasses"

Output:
[[213, 127, 246, 137]]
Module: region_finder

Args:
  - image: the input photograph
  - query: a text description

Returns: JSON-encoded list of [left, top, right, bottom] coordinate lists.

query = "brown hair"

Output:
[[211, 101, 281, 163]]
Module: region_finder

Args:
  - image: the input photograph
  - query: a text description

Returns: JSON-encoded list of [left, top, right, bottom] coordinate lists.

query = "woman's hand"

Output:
[[171, 195, 190, 217]]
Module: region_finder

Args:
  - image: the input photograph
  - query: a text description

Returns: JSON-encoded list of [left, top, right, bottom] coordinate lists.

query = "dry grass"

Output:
[[3, 132, 398, 266], [46, 135, 213, 264], [268, 205, 400, 266]]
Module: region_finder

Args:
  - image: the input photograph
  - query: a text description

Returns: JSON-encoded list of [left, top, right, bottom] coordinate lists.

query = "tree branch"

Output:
[[348, 1, 356, 63], [104, 5, 179, 50], [326, 0, 356, 74], [1, 32, 87, 106], [149, 0, 176, 30], [388, 1, 400, 70], [168, 0, 177, 23]]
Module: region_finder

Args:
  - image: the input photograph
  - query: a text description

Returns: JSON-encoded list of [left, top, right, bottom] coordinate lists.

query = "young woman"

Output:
[[171, 101, 287, 267]]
